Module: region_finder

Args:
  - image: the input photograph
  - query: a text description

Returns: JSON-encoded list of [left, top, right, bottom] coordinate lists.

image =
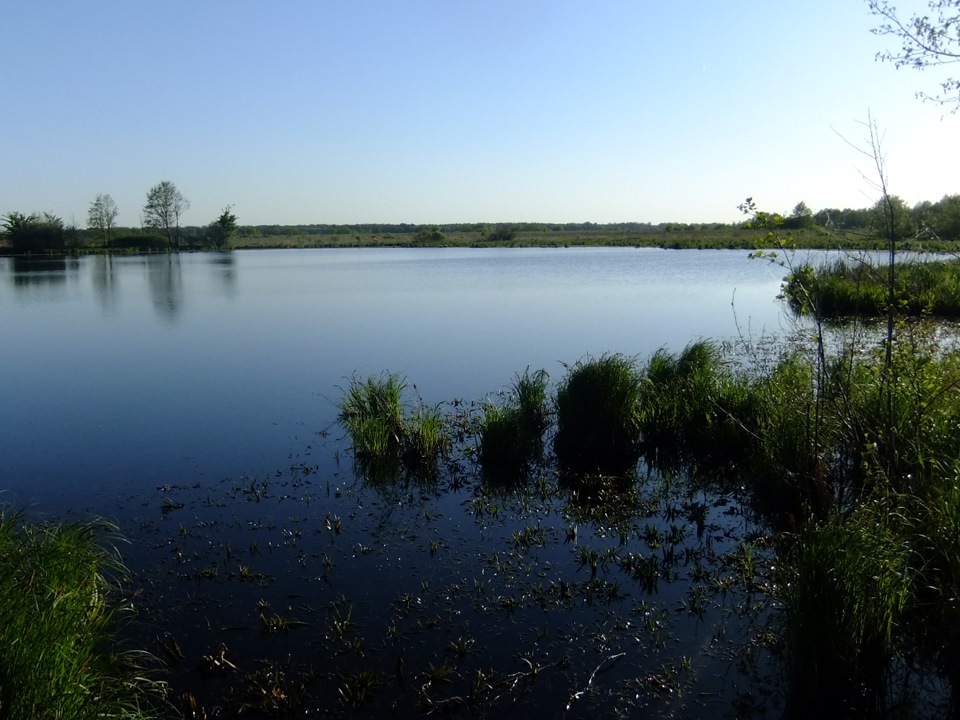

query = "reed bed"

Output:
[[784, 258, 960, 318]]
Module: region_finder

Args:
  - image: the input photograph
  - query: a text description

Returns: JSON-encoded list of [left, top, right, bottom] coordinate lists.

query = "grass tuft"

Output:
[[0, 513, 164, 719], [553, 355, 643, 475], [338, 373, 448, 480], [477, 368, 549, 483]]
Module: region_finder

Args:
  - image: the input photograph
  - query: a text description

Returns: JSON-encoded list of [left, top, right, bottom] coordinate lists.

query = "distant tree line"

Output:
[[4, 192, 960, 254], [782, 194, 960, 242]]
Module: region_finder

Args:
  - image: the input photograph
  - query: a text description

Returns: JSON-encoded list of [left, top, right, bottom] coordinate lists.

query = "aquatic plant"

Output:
[[0, 514, 164, 719], [784, 258, 960, 319], [553, 355, 643, 475], [402, 404, 448, 474], [237, 661, 310, 716], [337, 373, 448, 479], [338, 373, 406, 456], [779, 500, 911, 715], [639, 341, 756, 472], [477, 368, 549, 483]]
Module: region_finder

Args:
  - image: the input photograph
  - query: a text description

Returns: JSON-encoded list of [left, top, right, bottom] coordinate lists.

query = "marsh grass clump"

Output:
[[402, 405, 448, 474], [639, 341, 755, 472], [784, 258, 960, 319], [338, 373, 406, 458], [338, 373, 449, 479], [0, 514, 163, 719], [553, 355, 643, 475], [780, 501, 911, 716], [477, 369, 549, 483]]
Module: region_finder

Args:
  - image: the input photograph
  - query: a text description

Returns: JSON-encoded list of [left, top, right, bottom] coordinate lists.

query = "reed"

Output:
[[0, 514, 163, 719], [784, 258, 960, 319], [337, 373, 406, 460], [780, 501, 911, 715], [338, 373, 448, 478], [402, 404, 448, 474], [477, 368, 549, 482], [906, 469, 960, 685], [553, 355, 643, 475], [639, 341, 755, 472]]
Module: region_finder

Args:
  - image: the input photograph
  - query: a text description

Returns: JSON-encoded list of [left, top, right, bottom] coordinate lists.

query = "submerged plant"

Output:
[[553, 355, 643, 475]]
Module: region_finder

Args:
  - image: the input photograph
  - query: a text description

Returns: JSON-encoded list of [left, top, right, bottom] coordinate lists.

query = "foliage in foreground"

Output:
[[0, 515, 163, 719]]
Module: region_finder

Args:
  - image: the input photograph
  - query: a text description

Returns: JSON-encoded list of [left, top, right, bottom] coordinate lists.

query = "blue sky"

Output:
[[2, 1, 957, 227]]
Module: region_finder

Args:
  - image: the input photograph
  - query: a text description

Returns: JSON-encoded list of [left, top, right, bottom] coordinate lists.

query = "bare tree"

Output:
[[143, 180, 190, 248], [87, 193, 118, 247], [868, 0, 960, 110]]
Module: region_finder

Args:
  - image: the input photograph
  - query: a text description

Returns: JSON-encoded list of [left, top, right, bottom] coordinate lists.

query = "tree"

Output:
[[784, 201, 815, 230], [870, 194, 916, 241], [143, 181, 190, 248], [868, 0, 960, 110], [2, 211, 67, 253], [206, 205, 238, 249], [87, 193, 118, 247], [929, 194, 960, 239]]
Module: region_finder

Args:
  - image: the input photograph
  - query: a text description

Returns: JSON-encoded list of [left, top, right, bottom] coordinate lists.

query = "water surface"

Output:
[[1, 248, 786, 512]]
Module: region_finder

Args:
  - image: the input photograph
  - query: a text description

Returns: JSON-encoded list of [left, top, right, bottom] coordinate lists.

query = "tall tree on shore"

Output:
[[87, 193, 118, 247], [143, 181, 190, 248]]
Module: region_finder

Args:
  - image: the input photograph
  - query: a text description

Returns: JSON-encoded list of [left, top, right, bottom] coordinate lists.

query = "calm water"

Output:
[[2, 247, 802, 717], [1, 247, 785, 513]]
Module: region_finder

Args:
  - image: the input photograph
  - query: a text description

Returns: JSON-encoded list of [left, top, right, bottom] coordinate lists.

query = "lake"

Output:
[[1, 247, 786, 513], [0, 247, 791, 717]]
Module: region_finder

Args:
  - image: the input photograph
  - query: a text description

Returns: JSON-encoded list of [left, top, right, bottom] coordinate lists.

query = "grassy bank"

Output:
[[784, 257, 960, 318], [4, 225, 915, 253]]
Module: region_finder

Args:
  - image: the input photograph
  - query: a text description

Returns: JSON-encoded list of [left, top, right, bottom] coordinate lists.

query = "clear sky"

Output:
[[2, 1, 957, 227]]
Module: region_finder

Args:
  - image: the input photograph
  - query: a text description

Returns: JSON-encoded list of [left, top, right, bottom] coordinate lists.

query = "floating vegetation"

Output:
[[338, 669, 383, 710], [235, 660, 310, 716]]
